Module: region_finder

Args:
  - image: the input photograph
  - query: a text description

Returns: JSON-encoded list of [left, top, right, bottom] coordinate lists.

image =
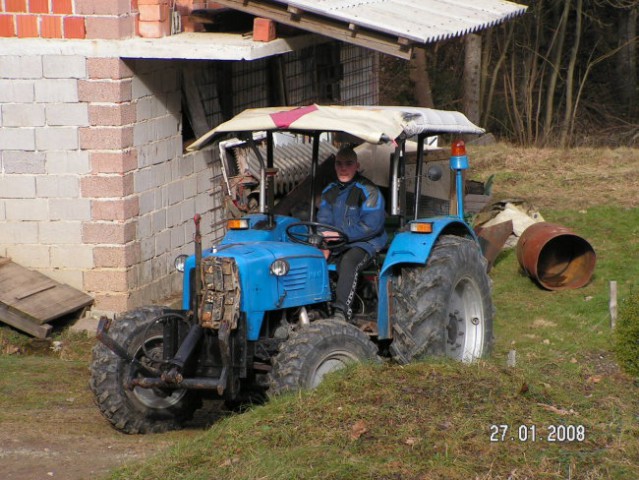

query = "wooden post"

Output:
[[610, 280, 617, 329]]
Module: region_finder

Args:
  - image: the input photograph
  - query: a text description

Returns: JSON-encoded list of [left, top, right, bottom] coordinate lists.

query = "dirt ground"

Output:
[[0, 387, 226, 480], [2, 145, 638, 479]]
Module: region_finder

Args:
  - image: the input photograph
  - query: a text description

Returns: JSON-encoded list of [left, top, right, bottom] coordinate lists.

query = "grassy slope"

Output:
[[107, 146, 639, 479]]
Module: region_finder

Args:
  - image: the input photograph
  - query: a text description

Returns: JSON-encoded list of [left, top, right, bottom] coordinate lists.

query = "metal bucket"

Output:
[[516, 222, 596, 290]]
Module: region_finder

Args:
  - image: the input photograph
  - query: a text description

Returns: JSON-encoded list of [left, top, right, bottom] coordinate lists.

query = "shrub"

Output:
[[614, 291, 639, 378]]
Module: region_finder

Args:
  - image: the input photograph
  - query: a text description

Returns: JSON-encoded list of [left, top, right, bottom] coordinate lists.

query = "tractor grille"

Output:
[[281, 266, 308, 291], [199, 256, 241, 330]]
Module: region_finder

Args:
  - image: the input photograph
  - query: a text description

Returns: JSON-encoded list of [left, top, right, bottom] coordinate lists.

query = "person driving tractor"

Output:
[[317, 147, 388, 323]]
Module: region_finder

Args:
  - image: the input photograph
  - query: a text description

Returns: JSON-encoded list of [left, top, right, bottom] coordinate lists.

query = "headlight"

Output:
[[270, 259, 290, 276], [174, 254, 188, 272]]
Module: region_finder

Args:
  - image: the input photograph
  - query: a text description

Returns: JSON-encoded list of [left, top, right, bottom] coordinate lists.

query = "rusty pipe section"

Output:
[[516, 222, 596, 290]]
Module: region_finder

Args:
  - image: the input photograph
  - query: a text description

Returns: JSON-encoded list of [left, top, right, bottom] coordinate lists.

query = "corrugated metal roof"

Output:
[[212, 0, 527, 58], [281, 0, 528, 43]]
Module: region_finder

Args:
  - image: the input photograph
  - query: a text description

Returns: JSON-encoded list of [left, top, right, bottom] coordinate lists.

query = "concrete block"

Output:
[[0, 200, 5, 220], [88, 103, 136, 126], [5, 244, 51, 268], [83, 221, 136, 244], [46, 103, 89, 126], [79, 126, 133, 150], [2, 103, 45, 127], [46, 268, 84, 290], [0, 127, 36, 150], [195, 192, 210, 214], [35, 126, 79, 150], [91, 197, 139, 221], [138, 191, 155, 216], [76, 0, 132, 16], [43, 55, 86, 79], [84, 268, 131, 293], [170, 225, 185, 249], [180, 197, 195, 222], [0, 55, 42, 79], [90, 149, 137, 174], [46, 151, 90, 175], [78, 79, 132, 103], [152, 209, 166, 232], [34, 79, 79, 102], [36, 175, 79, 198], [4, 198, 49, 220], [196, 169, 212, 193], [49, 198, 91, 221], [166, 203, 181, 228], [87, 57, 133, 80], [131, 75, 154, 100], [85, 14, 136, 40], [140, 237, 155, 262], [0, 175, 36, 198], [167, 181, 183, 205], [90, 292, 132, 314], [39, 220, 83, 244], [183, 176, 197, 199], [51, 244, 94, 269], [0, 80, 35, 102], [94, 243, 140, 268], [2, 151, 45, 174], [81, 174, 134, 198], [0, 221, 39, 243]]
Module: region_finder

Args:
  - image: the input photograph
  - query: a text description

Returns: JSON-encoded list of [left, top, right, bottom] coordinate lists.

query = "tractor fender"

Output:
[[376, 216, 477, 340]]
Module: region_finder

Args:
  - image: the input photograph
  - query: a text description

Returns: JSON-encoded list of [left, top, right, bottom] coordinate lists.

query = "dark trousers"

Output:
[[332, 247, 371, 321]]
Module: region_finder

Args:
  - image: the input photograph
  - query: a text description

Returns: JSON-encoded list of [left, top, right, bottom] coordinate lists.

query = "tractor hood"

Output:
[[187, 104, 485, 151]]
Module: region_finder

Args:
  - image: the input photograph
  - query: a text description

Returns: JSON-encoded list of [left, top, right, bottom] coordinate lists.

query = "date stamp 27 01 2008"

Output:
[[489, 424, 586, 443]]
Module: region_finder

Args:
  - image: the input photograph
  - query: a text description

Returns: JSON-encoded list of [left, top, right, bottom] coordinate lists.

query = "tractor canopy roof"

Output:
[[187, 104, 484, 151]]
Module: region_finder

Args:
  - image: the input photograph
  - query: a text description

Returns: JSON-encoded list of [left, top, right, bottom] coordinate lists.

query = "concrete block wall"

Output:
[[0, 53, 222, 313]]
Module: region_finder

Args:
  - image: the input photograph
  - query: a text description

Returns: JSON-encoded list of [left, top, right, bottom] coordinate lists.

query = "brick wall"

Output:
[[0, 0, 224, 39], [0, 54, 221, 313]]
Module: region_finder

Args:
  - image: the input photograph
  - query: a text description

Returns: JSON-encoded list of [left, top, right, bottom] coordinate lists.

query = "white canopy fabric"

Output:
[[187, 104, 485, 151]]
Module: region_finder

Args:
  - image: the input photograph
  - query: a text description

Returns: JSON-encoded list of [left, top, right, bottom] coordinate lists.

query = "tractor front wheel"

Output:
[[89, 307, 201, 434], [268, 319, 379, 395], [390, 235, 493, 364]]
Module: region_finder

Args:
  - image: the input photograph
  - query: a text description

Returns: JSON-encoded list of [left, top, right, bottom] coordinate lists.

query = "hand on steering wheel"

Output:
[[286, 221, 349, 250]]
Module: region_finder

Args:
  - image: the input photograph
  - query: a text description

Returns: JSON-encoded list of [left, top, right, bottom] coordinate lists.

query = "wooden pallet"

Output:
[[0, 257, 94, 338]]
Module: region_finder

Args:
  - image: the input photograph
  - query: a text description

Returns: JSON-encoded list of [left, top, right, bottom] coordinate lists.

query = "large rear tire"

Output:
[[268, 319, 379, 395], [390, 235, 493, 364], [89, 307, 201, 434]]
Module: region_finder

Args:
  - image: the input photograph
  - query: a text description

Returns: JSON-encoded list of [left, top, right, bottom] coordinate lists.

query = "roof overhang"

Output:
[[0, 31, 325, 61], [211, 0, 528, 59]]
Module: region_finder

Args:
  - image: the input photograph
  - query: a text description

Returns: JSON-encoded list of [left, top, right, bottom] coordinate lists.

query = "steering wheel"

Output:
[[286, 222, 349, 250]]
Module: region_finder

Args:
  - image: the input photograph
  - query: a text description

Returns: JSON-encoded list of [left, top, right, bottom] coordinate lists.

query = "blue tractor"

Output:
[[90, 105, 493, 433]]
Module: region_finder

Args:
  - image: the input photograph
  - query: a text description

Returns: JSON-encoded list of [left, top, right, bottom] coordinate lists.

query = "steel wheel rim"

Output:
[[447, 277, 485, 362], [310, 351, 359, 388]]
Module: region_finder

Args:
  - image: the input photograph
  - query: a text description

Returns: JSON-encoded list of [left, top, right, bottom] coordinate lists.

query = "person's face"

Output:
[[335, 156, 359, 182]]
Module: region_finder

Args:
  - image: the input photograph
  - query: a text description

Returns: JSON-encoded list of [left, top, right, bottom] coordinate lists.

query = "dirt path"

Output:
[[0, 397, 225, 480]]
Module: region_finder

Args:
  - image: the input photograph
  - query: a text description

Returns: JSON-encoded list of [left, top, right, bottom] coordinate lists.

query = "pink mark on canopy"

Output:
[[270, 105, 318, 128]]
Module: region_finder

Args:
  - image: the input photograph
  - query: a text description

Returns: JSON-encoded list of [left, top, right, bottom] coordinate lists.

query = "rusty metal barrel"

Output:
[[516, 222, 596, 290]]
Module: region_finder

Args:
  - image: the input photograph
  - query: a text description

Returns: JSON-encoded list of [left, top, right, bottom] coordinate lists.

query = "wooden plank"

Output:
[[0, 258, 94, 326], [0, 304, 52, 339]]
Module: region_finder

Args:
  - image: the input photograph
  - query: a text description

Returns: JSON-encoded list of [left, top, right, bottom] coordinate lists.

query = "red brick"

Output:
[[29, 0, 49, 14], [52, 0, 72, 14], [6, 0, 26, 12], [0, 14, 16, 36], [16, 14, 38, 36], [83, 221, 137, 244], [253, 17, 276, 42], [137, 18, 170, 38], [41, 14, 61, 37], [87, 58, 133, 80], [138, 3, 168, 21], [79, 126, 134, 150], [63, 16, 85, 38], [78, 79, 133, 102], [90, 150, 138, 174], [85, 14, 135, 39]]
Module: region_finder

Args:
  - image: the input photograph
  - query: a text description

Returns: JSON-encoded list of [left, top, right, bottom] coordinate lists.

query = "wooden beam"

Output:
[[211, 0, 413, 59], [0, 304, 52, 339]]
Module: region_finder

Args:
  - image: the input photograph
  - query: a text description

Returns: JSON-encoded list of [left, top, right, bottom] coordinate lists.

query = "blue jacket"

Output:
[[317, 173, 387, 256]]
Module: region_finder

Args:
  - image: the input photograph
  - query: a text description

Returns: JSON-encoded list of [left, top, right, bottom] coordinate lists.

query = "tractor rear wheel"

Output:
[[268, 319, 379, 395], [390, 235, 493, 364], [89, 307, 201, 434]]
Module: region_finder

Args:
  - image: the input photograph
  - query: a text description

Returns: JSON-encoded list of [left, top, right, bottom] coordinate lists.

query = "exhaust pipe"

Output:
[[516, 222, 596, 290]]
